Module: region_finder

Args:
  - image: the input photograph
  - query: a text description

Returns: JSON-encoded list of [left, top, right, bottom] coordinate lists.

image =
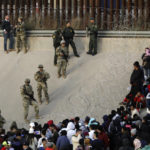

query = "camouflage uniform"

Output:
[[34, 65, 50, 104], [0, 110, 6, 128], [87, 21, 98, 55], [52, 29, 62, 65], [56, 45, 68, 78], [16, 20, 27, 53], [20, 79, 39, 122]]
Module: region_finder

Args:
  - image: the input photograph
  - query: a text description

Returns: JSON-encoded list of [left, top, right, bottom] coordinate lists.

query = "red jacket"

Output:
[[98, 132, 109, 149]]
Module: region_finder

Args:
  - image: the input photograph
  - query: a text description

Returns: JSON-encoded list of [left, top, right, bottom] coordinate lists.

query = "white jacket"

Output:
[[72, 134, 82, 150]]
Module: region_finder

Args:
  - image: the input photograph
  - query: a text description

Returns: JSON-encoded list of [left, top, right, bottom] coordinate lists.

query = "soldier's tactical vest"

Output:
[[16, 22, 25, 35], [23, 85, 33, 95]]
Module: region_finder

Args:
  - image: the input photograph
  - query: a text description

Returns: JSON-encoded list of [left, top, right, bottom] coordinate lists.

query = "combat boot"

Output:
[[17, 49, 20, 54], [58, 74, 61, 78], [39, 100, 42, 105], [24, 48, 28, 54], [46, 99, 49, 104], [35, 114, 40, 119], [62, 74, 66, 79]]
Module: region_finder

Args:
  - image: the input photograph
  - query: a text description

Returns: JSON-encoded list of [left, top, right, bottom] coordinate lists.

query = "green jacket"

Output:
[[88, 23, 98, 38], [52, 30, 62, 48]]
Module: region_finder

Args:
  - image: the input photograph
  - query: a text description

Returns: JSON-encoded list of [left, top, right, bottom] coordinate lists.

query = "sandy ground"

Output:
[[0, 38, 145, 130]]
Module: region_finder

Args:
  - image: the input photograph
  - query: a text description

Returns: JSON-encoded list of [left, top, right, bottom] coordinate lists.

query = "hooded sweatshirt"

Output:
[[66, 122, 76, 144]]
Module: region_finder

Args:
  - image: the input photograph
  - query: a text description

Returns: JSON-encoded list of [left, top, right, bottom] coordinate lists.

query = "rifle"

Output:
[[61, 50, 68, 62], [27, 94, 37, 103], [23, 85, 37, 103]]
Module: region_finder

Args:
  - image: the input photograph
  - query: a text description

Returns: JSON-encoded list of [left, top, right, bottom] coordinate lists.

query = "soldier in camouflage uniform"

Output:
[[20, 79, 39, 123], [86, 17, 98, 56], [56, 40, 68, 79], [0, 110, 6, 128], [62, 21, 80, 57], [16, 17, 27, 53], [34, 65, 50, 104], [52, 29, 62, 66]]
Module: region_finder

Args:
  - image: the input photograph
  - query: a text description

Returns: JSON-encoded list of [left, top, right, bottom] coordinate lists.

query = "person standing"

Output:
[[15, 17, 28, 54], [2, 15, 14, 53], [86, 17, 98, 56], [62, 21, 80, 57], [56, 40, 68, 79], [34, 65, 50, 104], [130, 61, 144, 99], [52, 29, 62, 66], [20, 79, 39, 123]]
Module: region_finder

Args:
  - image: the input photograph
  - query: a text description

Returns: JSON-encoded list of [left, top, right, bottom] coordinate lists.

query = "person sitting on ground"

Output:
[[130, 105, 140, 119], [91, 131, 104, 150], [134, 92, 146, 111], [23, 141, 32, 150], [56, 130, 70, 150], [97, 125, 109, 150], [72, 129, 82, 150], [39, 138, 47, 150]]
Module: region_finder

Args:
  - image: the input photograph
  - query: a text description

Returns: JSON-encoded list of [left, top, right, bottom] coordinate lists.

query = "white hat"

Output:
[[131, 128, 137, 135], [30, 122, 35, 127], [60, 40, 66, 44]]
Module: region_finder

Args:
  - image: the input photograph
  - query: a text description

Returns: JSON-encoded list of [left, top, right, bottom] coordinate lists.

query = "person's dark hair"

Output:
[[85, 116, 90, 124], [60, 130, 67, 136], [79, 138, 85, 149], [43, 123, 49, 130], [49, 124, 55, 128], [111, 110, 116, 117], [133, 61, 140, 68], [75, 117, 80, 122], [94, 131, 99, 138], [75, 124, 80, 130], [98, 125, 104, 132], [42, 138, 47, 142], [41, 129, 46, 136]]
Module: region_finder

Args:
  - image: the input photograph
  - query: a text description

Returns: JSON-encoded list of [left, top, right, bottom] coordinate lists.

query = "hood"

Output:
[[66, 122, 75, 131]]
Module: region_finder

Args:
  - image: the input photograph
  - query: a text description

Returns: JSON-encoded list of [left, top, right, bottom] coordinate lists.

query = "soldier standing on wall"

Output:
[[62, 21, 80, 58], [15, 17, 28, 54], [52, 29, 62, 66], [86, 17, 98, 56]]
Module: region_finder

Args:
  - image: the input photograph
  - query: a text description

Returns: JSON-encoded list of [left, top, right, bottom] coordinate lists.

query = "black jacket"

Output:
[[130, 68, 144, 85], [62, 27, 75, 40], [2, 20, 12, 33]]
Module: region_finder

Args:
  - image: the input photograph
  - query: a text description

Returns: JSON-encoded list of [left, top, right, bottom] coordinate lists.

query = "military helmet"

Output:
[[18, 16, 23, 20], [25, 78, 30, 83], [38, 64, 44, 68], [60, 40, 66, 44]]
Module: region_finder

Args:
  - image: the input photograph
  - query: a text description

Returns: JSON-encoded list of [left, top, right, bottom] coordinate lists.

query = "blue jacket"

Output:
[[56, 135, 70, 150]]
